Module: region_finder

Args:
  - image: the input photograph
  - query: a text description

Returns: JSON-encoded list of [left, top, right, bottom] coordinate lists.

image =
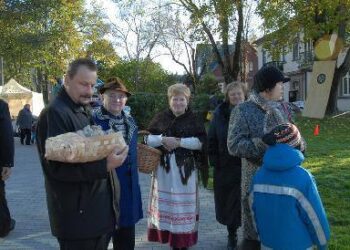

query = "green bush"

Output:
[[191, 94, 211, 120], [127, 93, 212, 129], [127, 93, 168, 129], [196, 72, 218, 94]]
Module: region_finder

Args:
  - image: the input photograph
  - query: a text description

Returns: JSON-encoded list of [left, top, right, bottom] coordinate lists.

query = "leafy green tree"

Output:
[[257, 0, 350, 114], [86, 38, 120, 79], [0, 0, 112, 104], [102, 58, 176, 93]]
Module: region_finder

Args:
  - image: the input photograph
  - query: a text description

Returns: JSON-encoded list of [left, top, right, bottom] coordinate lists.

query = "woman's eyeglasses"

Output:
[[106, 94, 127, 100]]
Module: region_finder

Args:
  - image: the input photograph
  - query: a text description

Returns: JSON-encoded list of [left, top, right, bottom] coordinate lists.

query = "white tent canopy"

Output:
[[1, 78, 32, 95], [0, 78, 44, 117]]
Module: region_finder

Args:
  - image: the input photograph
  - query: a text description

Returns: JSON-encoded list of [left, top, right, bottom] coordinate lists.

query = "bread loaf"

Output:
[[45, 129, 126, 163]]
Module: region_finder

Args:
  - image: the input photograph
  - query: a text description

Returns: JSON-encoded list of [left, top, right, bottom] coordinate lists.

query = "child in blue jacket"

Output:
[[250, 123, 330, 250]]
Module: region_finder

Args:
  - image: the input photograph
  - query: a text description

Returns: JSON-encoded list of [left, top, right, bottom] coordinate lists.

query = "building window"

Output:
[[282, 47, 286, 62], [262, 50, 266, 65], [342, 75, 350, 96], [249, 61, 253, 72], [292, 81, 299, 90], [305, 40, 312, 53], [293, 38, 299, 61]]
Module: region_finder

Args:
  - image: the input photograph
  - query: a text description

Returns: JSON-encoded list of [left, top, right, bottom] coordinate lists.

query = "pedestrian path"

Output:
[[0, 138, 227, 249]]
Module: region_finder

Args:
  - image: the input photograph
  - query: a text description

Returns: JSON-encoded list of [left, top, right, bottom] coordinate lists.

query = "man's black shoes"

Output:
[[9, 218, 15, 231]]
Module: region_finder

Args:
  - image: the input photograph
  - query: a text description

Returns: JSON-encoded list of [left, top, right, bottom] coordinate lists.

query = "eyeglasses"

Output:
[[106, 94, 127, 100]]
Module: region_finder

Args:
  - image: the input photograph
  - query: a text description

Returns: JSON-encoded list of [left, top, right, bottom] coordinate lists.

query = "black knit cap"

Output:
[[253, 66, 290, 93]]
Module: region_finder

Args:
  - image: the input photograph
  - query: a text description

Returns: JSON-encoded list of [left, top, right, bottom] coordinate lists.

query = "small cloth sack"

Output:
[[45, 126, 126, 163]]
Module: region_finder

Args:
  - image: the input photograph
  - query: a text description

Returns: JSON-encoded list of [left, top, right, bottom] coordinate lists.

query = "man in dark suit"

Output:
[[0, 99, 15, 237], [36, 58, 128, 250]]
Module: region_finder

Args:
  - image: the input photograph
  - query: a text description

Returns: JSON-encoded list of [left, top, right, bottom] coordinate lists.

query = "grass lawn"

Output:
[[207, 114, 350, 249], [296, 115, 350, 249]]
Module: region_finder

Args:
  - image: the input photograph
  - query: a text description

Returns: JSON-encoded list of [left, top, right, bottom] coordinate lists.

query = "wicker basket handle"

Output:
[[138, 130, 151, 136]]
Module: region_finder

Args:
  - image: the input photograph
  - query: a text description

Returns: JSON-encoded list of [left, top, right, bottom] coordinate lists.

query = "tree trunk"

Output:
[[325, 12, 349, 115], [37, 69, 43, 93], [220, 9, 233, 84], [232, 0, 243, 81], [37, 69, 49, 105], [201, 22, 226, 79], [35, 68, 42, 93], [240, 42, 247, 82], [326, 69, 341, 114], [43, 72, 49, 105], [191, 78, 196, 94], [326, 47, 350, 115]]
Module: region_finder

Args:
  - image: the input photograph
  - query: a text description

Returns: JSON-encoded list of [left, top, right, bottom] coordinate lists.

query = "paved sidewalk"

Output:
[[0, 138, 228, 250]]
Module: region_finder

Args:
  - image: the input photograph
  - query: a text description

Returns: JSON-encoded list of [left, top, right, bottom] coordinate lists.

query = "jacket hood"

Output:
[[262, 144, 304, 171]]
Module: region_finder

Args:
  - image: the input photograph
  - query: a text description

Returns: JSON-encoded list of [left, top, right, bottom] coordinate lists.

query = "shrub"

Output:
[[128, 93, 212, 129]]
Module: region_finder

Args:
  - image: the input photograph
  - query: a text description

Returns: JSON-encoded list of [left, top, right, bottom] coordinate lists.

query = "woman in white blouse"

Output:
[[145, 83, 208, 250]]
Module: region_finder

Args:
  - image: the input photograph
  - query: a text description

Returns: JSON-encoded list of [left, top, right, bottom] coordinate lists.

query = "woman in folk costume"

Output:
[[227, 66, 303, 250], [145, 83, 208, 250], [93, 77, 143, 250], [208, 82, 246, 250]]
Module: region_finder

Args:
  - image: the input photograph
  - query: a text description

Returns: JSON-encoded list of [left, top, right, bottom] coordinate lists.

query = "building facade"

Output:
[[195, 42, 258, 90], [255, 34, 350, 111]]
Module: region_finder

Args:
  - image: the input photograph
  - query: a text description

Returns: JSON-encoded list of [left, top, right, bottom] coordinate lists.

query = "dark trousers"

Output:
[[20, 128, 31, 145], [240, 239, 261, 250], [0, 173, 11, 237], [107, 226, 135, 250], [58, 234, 108, 250], [227, 224, 238, 242]]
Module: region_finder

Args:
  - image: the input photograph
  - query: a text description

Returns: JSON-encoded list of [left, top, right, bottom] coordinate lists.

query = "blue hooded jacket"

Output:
[[250, 144, 330, 250]]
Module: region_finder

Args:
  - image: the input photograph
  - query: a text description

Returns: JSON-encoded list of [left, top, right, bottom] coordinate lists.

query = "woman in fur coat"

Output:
[[227, 66, 296, 249]]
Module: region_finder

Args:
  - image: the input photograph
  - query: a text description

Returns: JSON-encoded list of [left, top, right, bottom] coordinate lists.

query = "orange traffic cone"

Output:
[[313, 124, 320, 136]]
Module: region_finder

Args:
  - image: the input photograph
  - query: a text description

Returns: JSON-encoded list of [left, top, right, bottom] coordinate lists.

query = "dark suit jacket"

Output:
[[0, 99, 14, 169], [36, 88, 114, 239]]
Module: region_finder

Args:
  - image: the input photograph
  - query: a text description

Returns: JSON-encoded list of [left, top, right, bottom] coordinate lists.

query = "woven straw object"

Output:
[[45, 131, 126, 163], [137, 131, 162, 174]]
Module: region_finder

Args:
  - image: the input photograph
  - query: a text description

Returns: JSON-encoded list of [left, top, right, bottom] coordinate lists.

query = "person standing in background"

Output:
[[16, 104, 33, 145], [0, 99, 16, 237], [93, 77, 143, 250], [227, 66, 294, 249], [208, 82, 246, 249]]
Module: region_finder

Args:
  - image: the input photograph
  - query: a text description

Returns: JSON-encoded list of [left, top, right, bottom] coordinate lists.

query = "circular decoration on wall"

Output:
[[317, 74, 326, 84]]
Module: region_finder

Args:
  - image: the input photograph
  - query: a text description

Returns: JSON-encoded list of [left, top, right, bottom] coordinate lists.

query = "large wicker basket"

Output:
[[137, 131, 162, 174]]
